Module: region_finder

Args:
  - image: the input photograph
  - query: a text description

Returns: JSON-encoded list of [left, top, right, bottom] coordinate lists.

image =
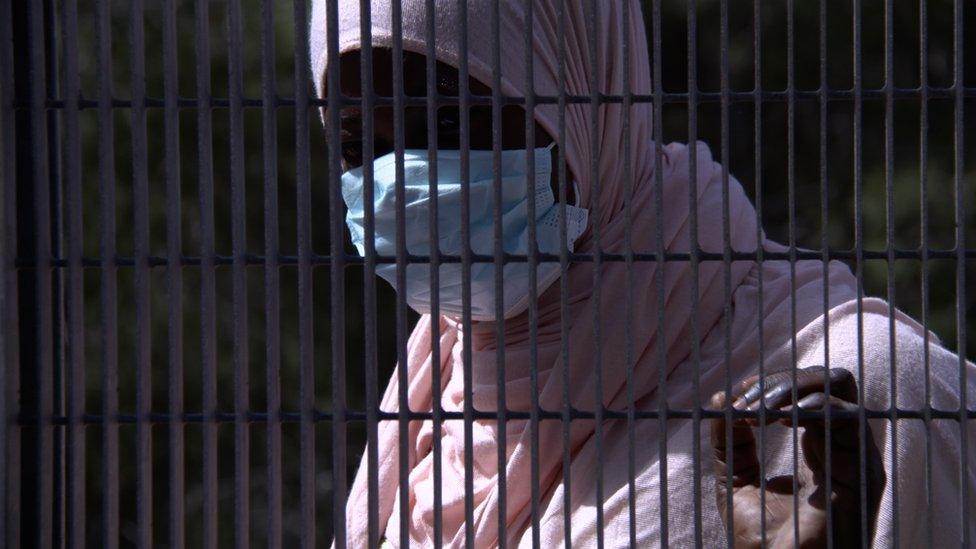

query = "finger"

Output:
[[735, 367, 823, 415], [782, 392, 869, 497], [737, 367, 857, 416], [730, 373, 760, 402], [798, 373, 884, 515], [734, 367, 825, 404], [757, 367, 837, 412], [781, 391, 860, 450], [709, 392, 761, 488], [822, 367, 857, 403]]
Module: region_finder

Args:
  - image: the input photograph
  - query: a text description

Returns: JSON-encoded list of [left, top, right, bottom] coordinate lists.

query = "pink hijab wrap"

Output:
[[312, 1, 976, 547]]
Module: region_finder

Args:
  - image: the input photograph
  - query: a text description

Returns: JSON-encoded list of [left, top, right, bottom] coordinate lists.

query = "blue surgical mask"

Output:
[[342, 145, 588, 321]]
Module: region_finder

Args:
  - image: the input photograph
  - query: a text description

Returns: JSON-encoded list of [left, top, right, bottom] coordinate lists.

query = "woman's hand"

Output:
[[709, 366, 885, 548]]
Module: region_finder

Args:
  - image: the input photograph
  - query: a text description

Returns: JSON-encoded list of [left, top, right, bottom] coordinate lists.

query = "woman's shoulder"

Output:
[[796, 297, 973, 411]]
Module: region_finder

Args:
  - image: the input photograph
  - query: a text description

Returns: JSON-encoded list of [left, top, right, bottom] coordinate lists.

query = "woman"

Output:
[[311, 1, 976, 547]]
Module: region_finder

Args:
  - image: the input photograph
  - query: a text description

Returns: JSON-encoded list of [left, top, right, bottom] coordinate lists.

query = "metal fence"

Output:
[[2, 0, 974, 547]]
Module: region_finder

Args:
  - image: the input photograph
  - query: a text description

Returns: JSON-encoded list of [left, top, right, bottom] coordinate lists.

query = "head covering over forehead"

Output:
[[310, 0, 653, 223], [311, 1, 857, 547]]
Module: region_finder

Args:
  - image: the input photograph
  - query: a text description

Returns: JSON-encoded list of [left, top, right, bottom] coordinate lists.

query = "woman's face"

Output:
[[332, 48, 572, 203]]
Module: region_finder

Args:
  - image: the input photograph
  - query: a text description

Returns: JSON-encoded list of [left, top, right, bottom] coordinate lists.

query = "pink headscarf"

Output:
[[311, 1, 858, 546]]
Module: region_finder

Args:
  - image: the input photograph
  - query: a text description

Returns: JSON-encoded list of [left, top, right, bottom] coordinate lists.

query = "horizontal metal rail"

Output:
[[13, 247, 976, 269], [13, 86, 976, 111], [14, 407, 976, 425]]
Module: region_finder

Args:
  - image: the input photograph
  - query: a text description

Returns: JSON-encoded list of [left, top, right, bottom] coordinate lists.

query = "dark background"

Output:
[[8, 0, 976, 546]]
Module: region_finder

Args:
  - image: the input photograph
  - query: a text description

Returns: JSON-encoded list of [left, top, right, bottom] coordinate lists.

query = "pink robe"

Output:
[[310, 1, 976, 546]]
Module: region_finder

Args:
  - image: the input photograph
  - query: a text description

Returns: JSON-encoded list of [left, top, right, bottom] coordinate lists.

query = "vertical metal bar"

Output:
[[0, 3, 5, 544], [325, 0, 348, 545], [424, 2, 444, 546], [355, 1, 380, 545], [162, 0, 184, 545], [96, 0, 119, 546], [384, 0, 410, 545], [388, 2, 410, 546], [455, 1, 475, 546], [852, 0, 870, 545], [786, 1, 801, 545], [227, 1, 251, 546], [882, 2, 899, 546], [522, 1, 542, 545], [586, 3, 604, 545], [42, 3, 65, 543], [719, 0, 735, 545], [293, 0, 315, 546], [60, 0, 85, 545], [194, 0, 219, 545], [490, 0, 508, 542], [818, 0, 834, 545], [620, 1, 637, 546], [0, 0, 18, 543], [685, 0, 703, 544], [0, 0, 14, 547], [556, 2, 573, 547], [129, 1, 153, 545], [261, 1, 282, 547], [12, 5, 37, 544], [650, 0, 669, 545], [952, 0, 968, 545], [918, 1, 934, 545], [752, 0, 767, 544], [30, 0, 54, 544]]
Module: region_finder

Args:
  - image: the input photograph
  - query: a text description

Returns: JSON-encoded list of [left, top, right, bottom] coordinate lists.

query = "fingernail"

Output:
[[741, 384, 761, 403], [732, 398, 747, 410]]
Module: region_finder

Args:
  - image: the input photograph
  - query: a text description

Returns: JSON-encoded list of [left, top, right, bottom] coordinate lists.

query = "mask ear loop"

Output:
[[544, 140, 581, 207]]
